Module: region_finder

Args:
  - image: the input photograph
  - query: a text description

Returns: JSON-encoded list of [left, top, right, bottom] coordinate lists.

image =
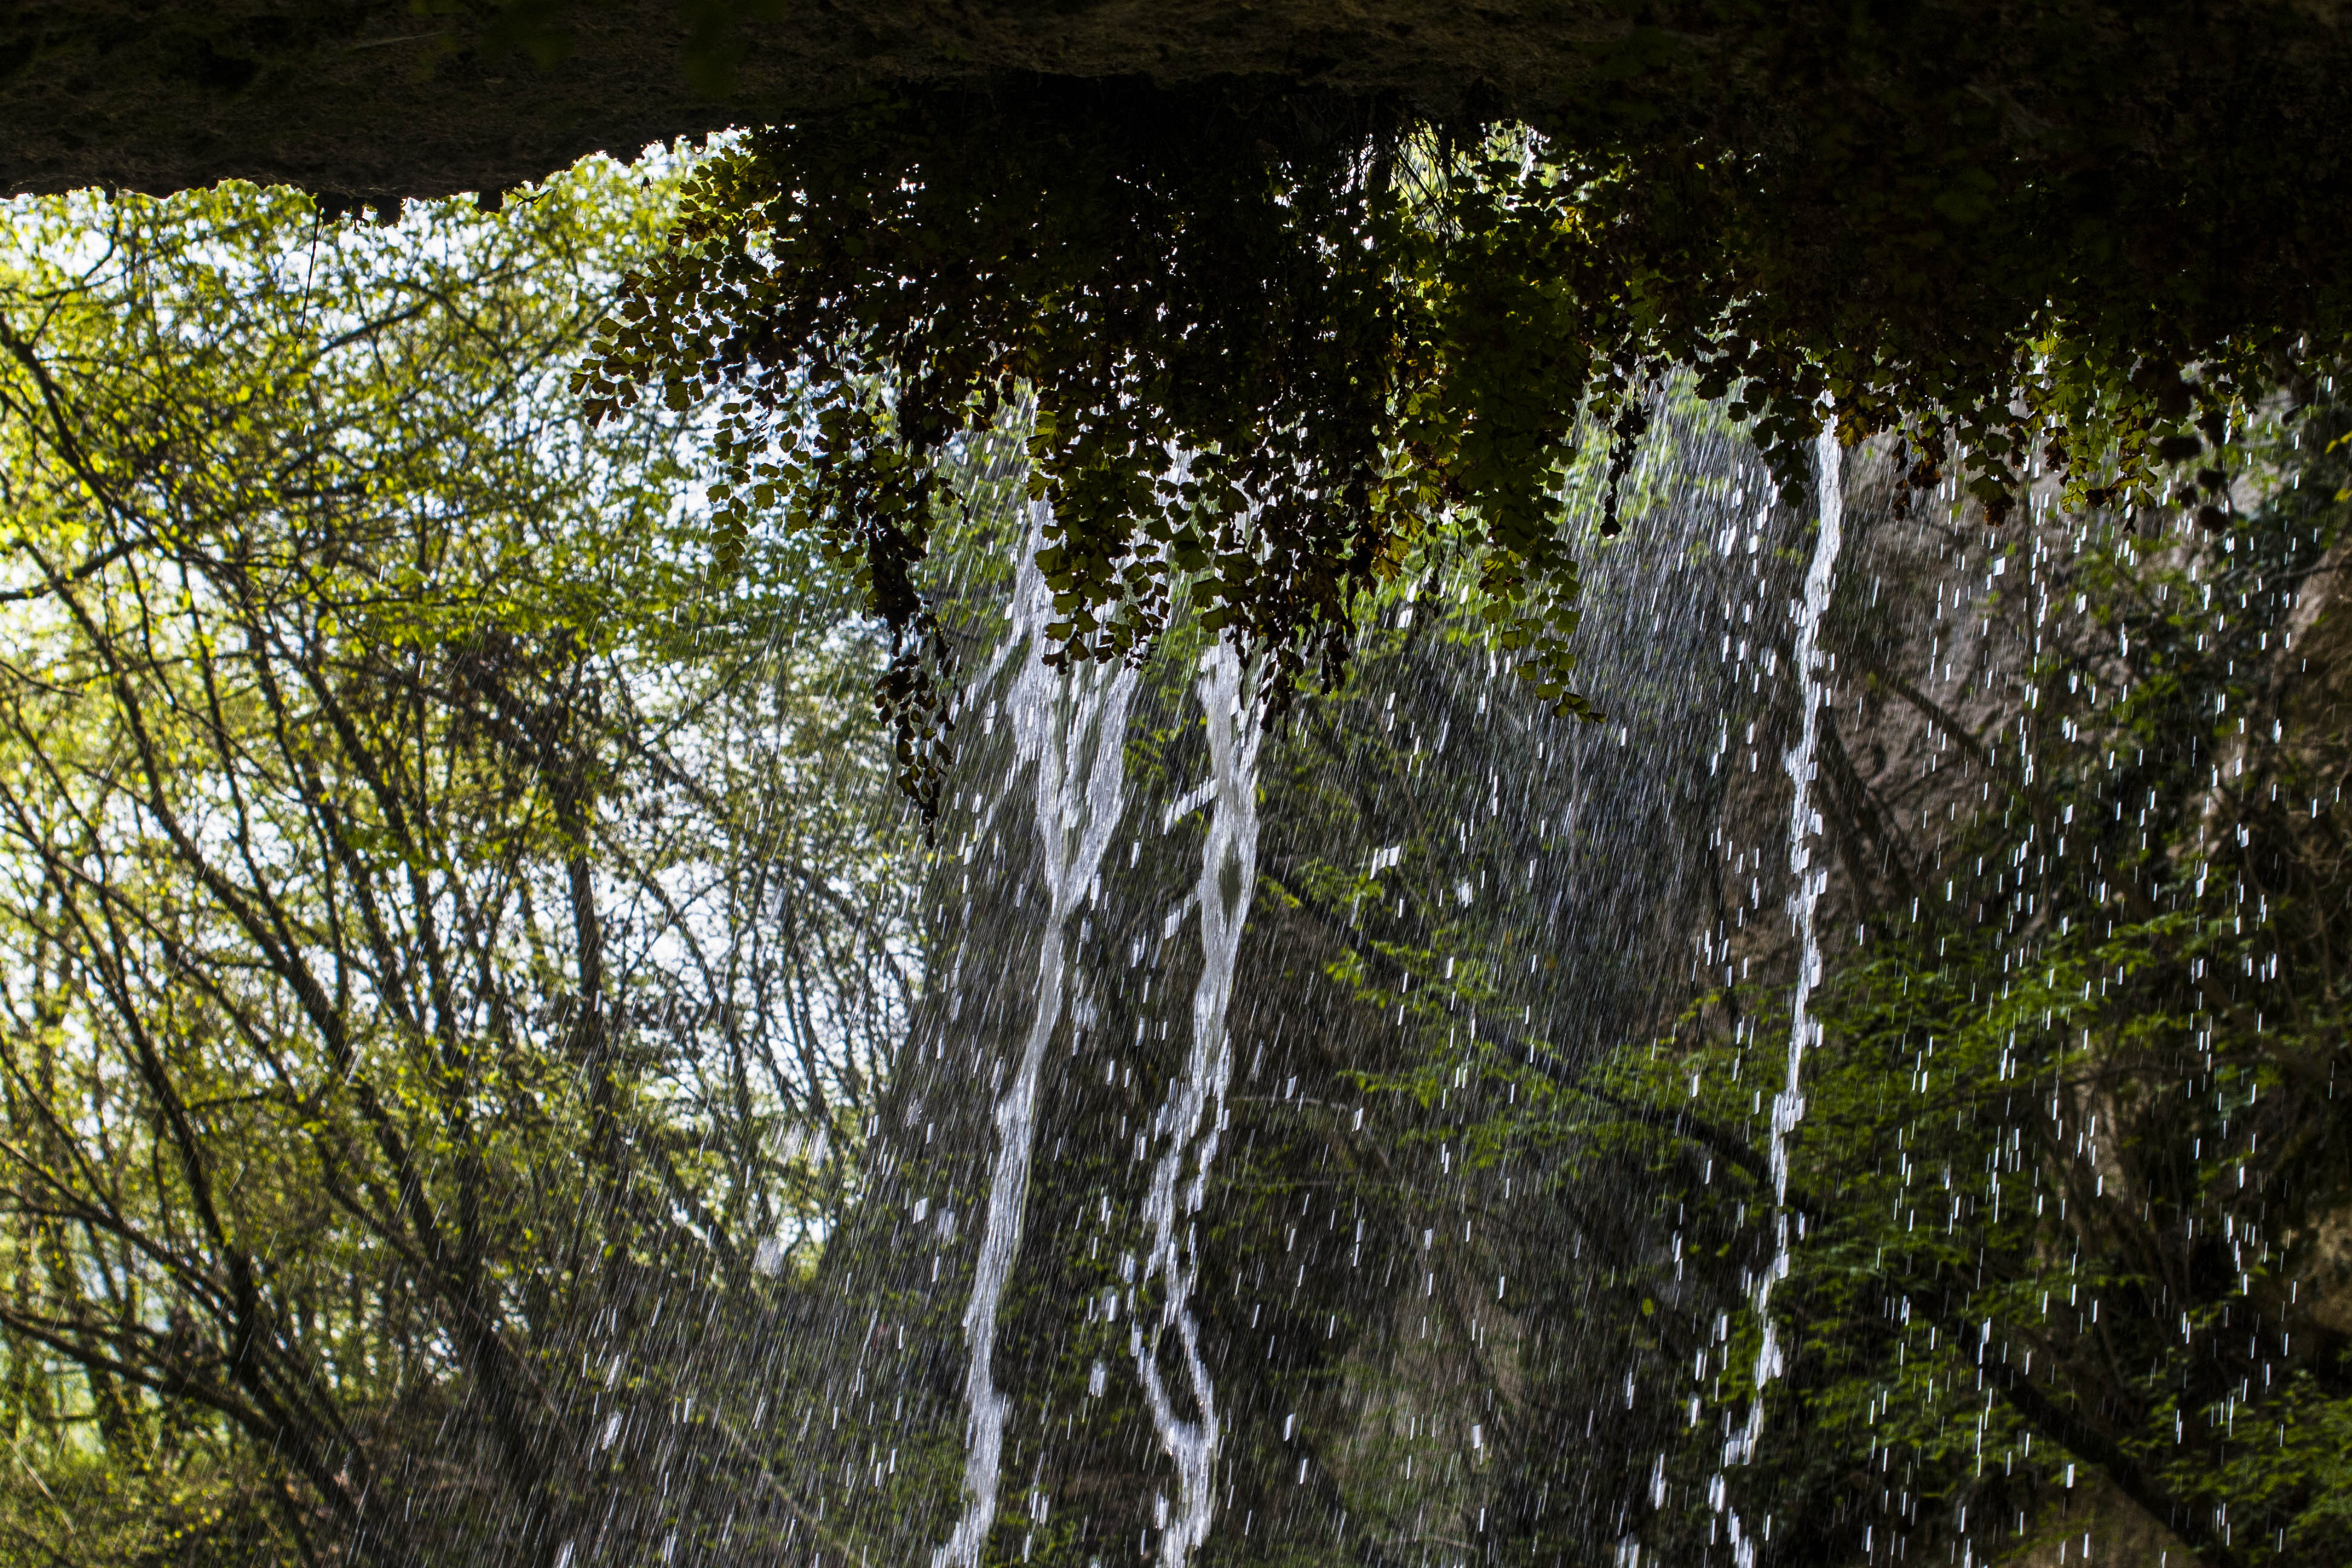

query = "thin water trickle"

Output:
[[1724, 426, 1841, 1558], [937, 503, 1139, 1568], [1135, 637, 1263, 1568]]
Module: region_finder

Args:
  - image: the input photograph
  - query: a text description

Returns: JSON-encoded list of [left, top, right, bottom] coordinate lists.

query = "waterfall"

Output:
[[1723, 425, 1843, 1558], [1134, 637, 1263, 1568], [936, 503, 1139, 1568]]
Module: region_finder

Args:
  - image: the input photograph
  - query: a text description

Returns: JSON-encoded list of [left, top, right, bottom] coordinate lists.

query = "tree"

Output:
[[0, 166, 916, 1564]]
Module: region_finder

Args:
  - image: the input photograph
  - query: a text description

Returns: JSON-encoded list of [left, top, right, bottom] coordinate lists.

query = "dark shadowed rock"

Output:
[[14, 1, 2352, 209], [0, 0, 1618, 198]]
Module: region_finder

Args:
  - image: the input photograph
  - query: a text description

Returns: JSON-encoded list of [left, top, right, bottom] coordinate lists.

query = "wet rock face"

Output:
[[2007, 1473, 2197, 1568]]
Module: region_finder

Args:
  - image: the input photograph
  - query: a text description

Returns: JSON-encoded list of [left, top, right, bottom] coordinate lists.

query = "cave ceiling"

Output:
[[4, 0, 1635, 199], [11, 2, 2352, 204]]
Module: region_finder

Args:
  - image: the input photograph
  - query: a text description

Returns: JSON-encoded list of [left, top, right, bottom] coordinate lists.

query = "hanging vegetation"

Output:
[[579, 8, 2352, 808]]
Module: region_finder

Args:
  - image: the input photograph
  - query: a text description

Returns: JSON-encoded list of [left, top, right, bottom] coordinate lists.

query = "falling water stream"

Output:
[[1134, 638, 1263, 1567], [1720, 427, 1843, 1566], [936, 505, 1140, 1568]]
